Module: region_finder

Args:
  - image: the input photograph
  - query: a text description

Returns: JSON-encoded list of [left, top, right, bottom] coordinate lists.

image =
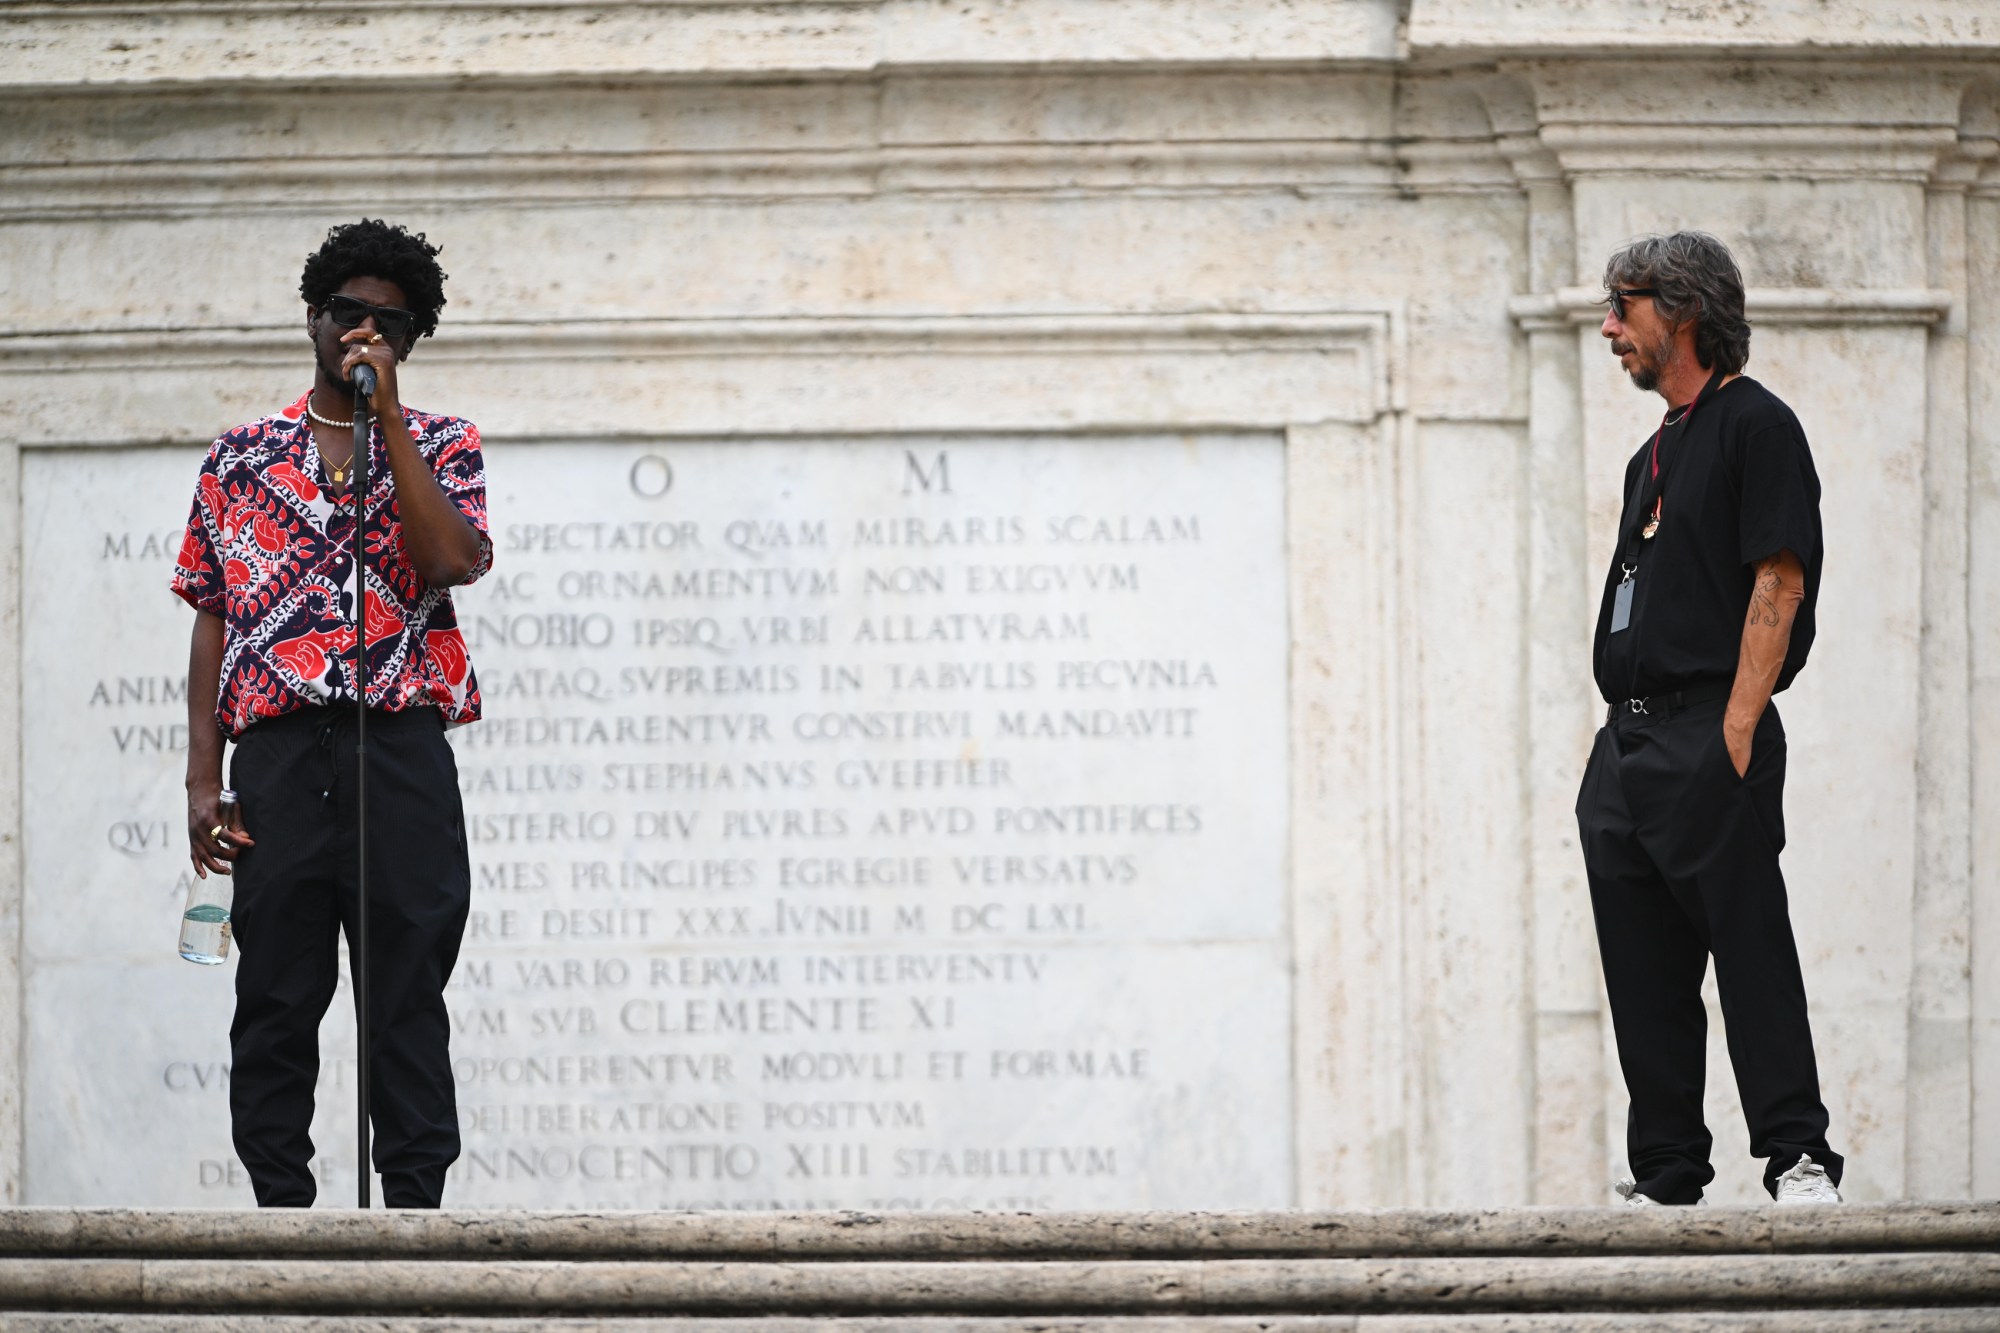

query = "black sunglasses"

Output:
[[1605, 287, 1658, 320], [324, 293, 417, 340]]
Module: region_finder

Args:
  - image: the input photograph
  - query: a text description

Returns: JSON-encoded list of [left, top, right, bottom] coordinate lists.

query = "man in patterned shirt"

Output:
[[174, 219, 491, 1208]]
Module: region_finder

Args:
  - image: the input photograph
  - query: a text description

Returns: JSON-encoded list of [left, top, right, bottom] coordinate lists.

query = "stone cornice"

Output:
[[1409, 0, 2000, 57], [1508, 288, 1953, 333], [6, 21, 1990, 204], [0, 0, 1404, 92], [0, 68, 1519, 215], [1959, 135, 2000, 197], [1490, 60, 1982, 185], [4, 0, 872, 9], [6, 2, 1994, 97], [0, 311, 1395, 364], [0, 141, 1519, 221], [1534, 125, 1960, 184], [0, 310, 1405, 442]]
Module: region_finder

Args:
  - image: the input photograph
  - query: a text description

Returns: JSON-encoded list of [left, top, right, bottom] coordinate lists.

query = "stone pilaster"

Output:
[[1962, 81, 2000, 1199], [1480, 71, 1608, 1207]]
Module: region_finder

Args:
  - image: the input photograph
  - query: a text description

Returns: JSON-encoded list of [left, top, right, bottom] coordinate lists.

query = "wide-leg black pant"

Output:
[[1575, 696, 1841, 1203], [227, 705, 471, 1208]]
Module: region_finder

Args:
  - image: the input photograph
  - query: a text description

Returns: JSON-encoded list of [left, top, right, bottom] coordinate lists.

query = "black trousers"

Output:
[[1575, 696, 1841, 1203], [228, 705, 471, 1208]]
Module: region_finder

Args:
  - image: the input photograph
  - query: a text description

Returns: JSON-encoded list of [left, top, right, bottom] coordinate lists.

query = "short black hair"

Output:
[[1603, 231, 1751, 376], [299, 219, 448, 340]]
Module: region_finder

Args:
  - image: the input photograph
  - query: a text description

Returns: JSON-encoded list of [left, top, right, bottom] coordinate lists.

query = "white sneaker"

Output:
[[1614, 1178, 1659, 1207], [1773, 1156, 1842, 1204]]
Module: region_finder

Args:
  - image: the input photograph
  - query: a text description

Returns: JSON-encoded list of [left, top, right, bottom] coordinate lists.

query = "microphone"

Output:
[[352, 363, 378, 410]]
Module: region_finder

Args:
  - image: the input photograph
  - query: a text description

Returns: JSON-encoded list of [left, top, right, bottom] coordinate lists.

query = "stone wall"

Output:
[[0, 0, 1994, 1208]]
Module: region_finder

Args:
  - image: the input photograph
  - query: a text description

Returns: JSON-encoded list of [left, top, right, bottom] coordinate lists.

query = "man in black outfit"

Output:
[[1576, 231, 1844, 1206], [175, 220, 490, 1207]]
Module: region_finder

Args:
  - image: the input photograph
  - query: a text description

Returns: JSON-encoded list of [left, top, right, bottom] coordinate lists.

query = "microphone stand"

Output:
[[351, 375, 374, 1209]]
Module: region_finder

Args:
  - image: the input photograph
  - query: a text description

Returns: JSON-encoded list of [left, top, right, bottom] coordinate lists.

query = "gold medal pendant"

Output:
[[315, 440, 350, 487], [1642, 517, 1660, 540]]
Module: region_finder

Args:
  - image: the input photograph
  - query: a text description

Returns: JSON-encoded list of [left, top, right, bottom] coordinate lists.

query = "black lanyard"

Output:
[[1617, 366, 1725, 579]]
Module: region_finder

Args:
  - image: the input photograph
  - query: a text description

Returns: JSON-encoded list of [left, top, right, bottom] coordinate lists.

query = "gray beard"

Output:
[[1626, 333, 1676, 393]]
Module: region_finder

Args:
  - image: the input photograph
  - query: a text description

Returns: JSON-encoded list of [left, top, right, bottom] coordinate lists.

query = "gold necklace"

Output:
[[307, 428, 353, 485], [304, 400, 357, 485]]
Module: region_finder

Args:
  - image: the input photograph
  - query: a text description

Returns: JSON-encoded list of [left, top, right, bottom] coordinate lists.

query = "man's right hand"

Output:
[[187, 782, 253, 878]]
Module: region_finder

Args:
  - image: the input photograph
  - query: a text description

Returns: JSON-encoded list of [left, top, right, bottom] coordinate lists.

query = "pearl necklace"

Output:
[[305, 400, 354, 431], [304, 398, 357, 484]]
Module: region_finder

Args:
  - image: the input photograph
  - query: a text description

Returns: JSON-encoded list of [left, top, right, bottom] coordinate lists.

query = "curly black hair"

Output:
[[298, 219, 448, 340]]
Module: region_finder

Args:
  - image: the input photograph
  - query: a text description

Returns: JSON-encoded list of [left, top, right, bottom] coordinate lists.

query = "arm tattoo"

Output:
[[1748, 559, 1782, 628]]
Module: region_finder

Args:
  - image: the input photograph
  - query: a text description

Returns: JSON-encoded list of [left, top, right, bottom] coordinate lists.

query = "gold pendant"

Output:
[[1642, 518, 1659, 539]]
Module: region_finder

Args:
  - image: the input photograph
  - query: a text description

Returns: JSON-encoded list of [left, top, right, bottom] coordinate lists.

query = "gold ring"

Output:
[[209, 824, 226, 840], [368, 333, 384, 345]]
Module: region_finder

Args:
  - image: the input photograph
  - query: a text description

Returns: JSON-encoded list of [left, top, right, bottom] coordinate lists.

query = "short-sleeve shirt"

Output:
[[170, 390, 492, 738], [1592, 375, 1823, 704]]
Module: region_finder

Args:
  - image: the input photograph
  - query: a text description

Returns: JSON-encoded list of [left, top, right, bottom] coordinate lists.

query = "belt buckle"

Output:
[[1626, 697, 1648, 716]]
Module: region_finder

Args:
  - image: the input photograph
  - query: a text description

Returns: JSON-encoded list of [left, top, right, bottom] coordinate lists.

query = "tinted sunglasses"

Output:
[[1605, 286, 1658, 321], [324, 293, 417, 340]]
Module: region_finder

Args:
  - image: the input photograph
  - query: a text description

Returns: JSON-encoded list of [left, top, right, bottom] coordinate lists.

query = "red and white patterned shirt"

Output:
[[170, 391, 491, 738]]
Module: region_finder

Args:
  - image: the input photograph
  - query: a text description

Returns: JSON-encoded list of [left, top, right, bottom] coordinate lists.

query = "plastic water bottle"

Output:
[[179, 788, 238, 965], [179, 888, 231, 960]]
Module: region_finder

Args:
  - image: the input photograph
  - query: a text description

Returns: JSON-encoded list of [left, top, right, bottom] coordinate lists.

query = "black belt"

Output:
[[1606, 679, 1732, 723]]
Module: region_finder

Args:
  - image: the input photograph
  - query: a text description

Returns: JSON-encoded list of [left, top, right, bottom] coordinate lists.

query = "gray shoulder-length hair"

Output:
[[1604, 231, 1751, 376]]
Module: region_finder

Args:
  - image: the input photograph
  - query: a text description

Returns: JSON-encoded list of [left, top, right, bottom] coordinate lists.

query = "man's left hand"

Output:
[[1723, 708, 1757, 778], [340, 328, 400, 417]]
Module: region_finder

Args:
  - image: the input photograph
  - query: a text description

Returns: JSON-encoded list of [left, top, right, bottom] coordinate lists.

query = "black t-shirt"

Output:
[[1592, 375, 1823, 704]]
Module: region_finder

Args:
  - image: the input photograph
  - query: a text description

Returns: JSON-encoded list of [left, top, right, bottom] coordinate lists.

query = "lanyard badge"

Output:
[[1608, 367, 1724, 635], [1611, 563, 1637, 633]]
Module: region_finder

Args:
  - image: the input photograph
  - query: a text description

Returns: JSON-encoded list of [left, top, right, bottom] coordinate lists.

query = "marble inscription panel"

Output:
[[21, 433, 1290, 1208]]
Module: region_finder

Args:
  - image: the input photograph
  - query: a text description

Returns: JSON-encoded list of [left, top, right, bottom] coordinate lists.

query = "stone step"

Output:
[[7, 1318, 2000, 1333], [4, 1204, 1995, 1259], [0, 1207, 1992, 1326], [4, 1251, 2000, 1315]]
